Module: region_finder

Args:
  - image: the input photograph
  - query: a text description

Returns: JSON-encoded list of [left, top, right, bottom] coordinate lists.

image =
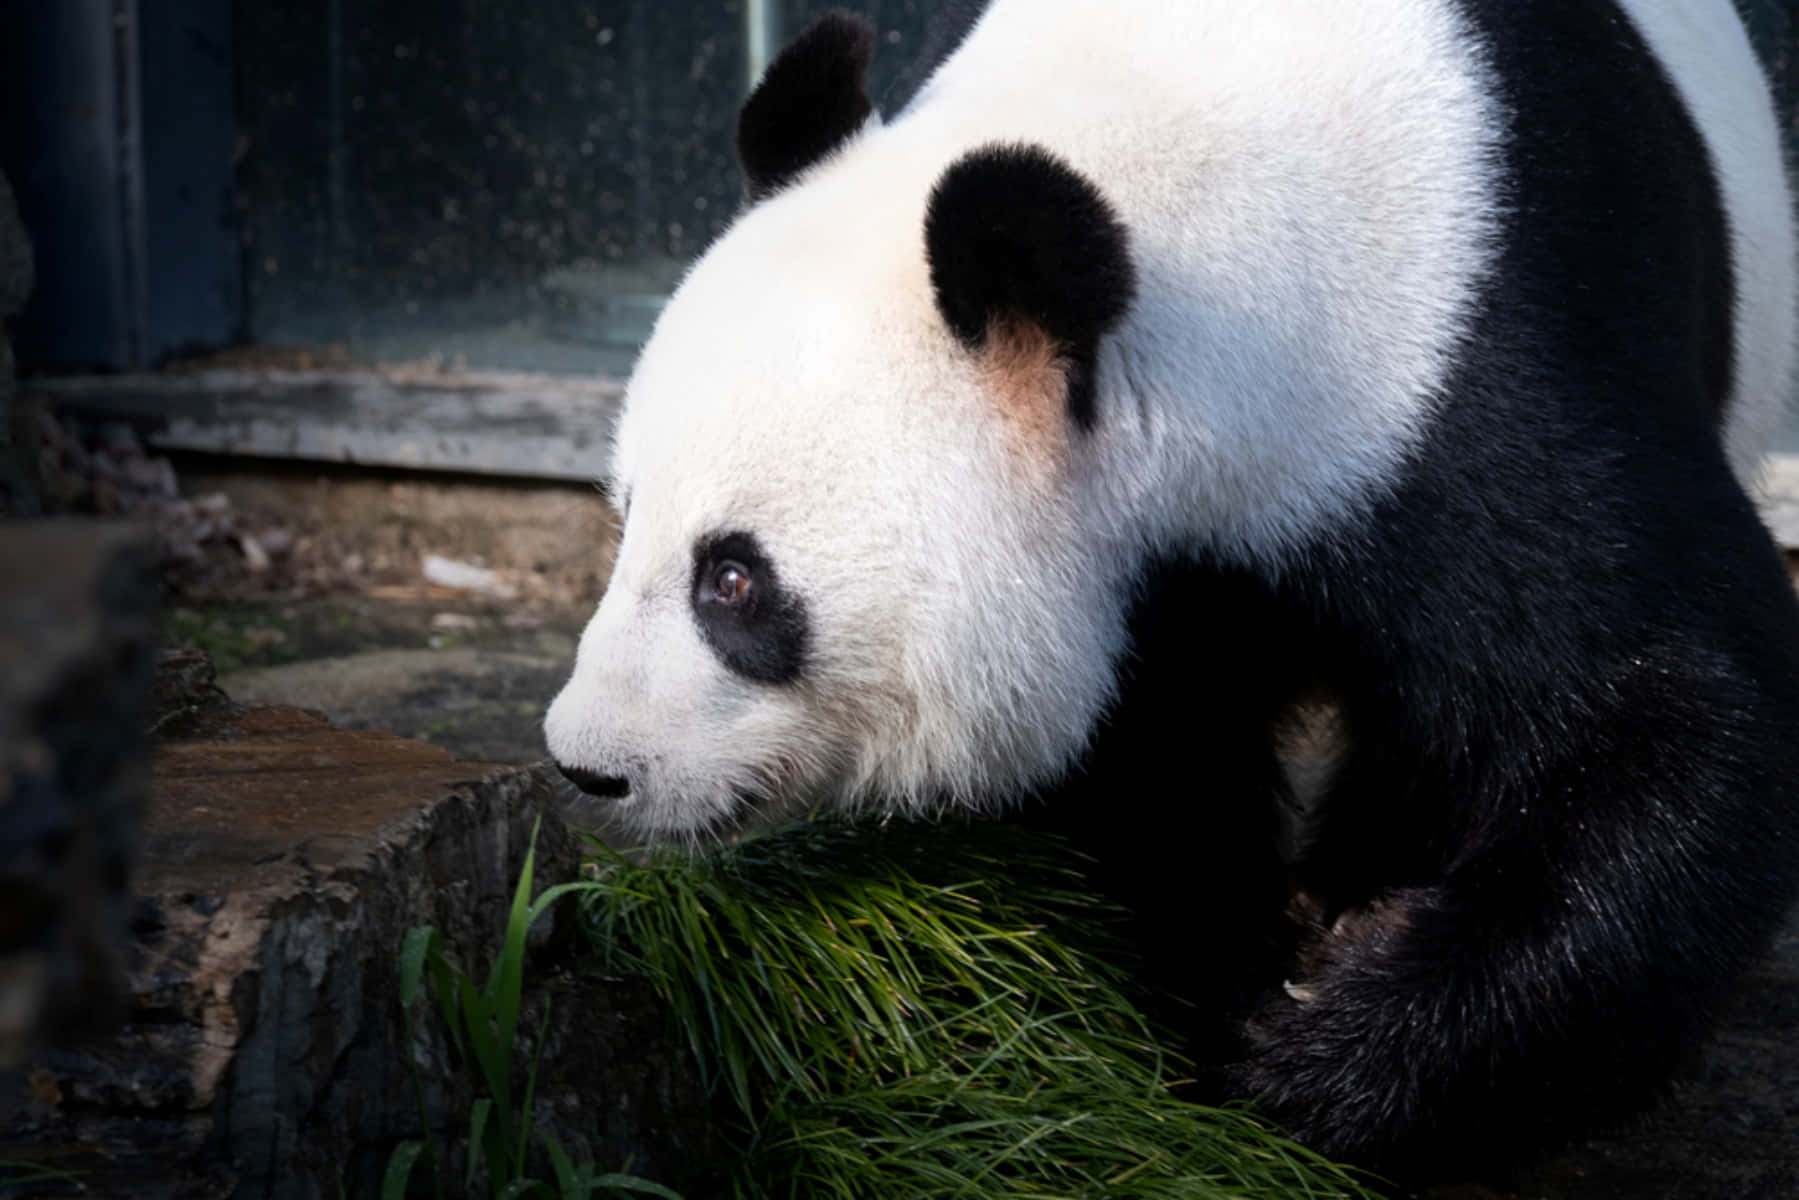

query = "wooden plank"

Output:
[[26, 367, 625, 481]]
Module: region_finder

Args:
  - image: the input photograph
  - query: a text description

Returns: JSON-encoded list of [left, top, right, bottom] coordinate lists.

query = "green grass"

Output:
[[0, 1160, 88, 1194], [575, 818, 1386, 1200], [390, 822, 680, 1200], [160, 604, 300, 674]]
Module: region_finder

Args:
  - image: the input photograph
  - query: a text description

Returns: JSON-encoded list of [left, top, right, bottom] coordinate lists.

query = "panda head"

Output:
[[545, 14, 1137, 840]]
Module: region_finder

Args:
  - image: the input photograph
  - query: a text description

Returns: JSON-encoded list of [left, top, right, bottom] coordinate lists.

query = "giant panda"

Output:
[[546, 0, 1799, 1181]]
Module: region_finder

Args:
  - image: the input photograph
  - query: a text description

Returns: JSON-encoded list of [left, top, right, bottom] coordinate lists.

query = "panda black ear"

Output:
[[925, 144, 1136, 429], [736, 11, 877, 203]]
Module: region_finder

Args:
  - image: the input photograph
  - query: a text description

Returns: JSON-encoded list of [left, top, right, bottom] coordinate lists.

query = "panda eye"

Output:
[[710, 561, 753, 608], [691, 531, 808, 684]]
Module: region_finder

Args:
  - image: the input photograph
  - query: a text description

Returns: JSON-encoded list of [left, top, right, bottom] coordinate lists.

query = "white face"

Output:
[[544, 187, 1129, 841]]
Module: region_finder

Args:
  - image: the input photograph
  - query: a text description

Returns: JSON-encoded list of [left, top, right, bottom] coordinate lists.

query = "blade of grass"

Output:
[[540, 1130, 581, 1200], [466, 1097, 493, 1194], [397, 927, 448, 1200], [516, 1003, 552, 1174], [426, 941, 466, 1063], [580, 1170, 686, 1199], [400, 927, 437, 1007], [458, 972, 511, 1147], [570, 816, 1385, 1200], [381, 1141, 424, 1200], [490, 821, 541, 1073]]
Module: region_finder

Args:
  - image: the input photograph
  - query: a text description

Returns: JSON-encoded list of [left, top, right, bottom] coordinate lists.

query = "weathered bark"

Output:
[[4, 683, 714, 1200]]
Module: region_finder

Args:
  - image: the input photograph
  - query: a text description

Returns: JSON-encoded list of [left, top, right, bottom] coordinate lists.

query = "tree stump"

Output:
[[3, 662, 713, 1199]]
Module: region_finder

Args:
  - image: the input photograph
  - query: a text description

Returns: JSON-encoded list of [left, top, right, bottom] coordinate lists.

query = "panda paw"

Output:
[[1281, 979, 1318, 1003], [1229, 888, 1448, 1173]]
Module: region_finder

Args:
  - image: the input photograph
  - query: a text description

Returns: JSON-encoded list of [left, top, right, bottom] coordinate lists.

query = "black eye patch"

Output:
[[691, 531, 809, 684]]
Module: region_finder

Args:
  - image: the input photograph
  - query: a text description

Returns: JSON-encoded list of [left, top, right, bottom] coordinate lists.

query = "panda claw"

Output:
[[1283, 979, 1318, 1004]]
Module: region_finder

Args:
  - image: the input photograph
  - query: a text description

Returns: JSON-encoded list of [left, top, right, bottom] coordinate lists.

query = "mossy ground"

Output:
[[160, 594, 582, 763]]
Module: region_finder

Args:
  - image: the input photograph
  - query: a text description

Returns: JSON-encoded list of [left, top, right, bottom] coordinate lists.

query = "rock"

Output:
[[422, 553, 517, 598], [148, 646, 240, 742], [254, 527, 294, 558], [123, 454, 179, 498], [1, 686, 715, 1200], [236, 530, 272, 572], [219, 647, 571, 767], [0, 521, 159, 1067]]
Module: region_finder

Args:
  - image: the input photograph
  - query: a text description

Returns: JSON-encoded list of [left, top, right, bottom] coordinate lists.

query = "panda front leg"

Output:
[[1230, 654, 1799, 1185], [1021, 558, 1317, 1080]]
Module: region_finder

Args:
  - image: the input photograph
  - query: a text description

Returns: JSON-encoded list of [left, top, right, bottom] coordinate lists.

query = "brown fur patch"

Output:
[[978, 319, 1070, 461], [1272, 688, 1350, 863]]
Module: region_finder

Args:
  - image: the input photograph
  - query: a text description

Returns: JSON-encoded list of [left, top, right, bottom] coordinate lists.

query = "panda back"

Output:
[[1596, 0, 1795, 480], [871, 0, 1790, 558]]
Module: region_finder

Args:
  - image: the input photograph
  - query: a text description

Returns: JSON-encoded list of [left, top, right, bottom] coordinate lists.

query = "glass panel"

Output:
[[235, 1, 940, 377], [234, 0, 1799, 450]]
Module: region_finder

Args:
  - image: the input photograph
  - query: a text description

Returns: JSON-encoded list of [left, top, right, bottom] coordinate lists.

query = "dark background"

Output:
[[2, 1, 1796, 386]]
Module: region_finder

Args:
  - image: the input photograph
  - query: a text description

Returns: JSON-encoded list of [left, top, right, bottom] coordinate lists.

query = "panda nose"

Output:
[[555, 762, 632, 799]]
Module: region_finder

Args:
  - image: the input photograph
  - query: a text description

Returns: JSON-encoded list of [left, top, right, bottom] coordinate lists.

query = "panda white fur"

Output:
[[547, 0, 1799, 1180]]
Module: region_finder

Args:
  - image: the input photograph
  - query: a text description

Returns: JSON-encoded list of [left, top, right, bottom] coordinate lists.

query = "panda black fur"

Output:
[[549, 0, 1799, 1181]]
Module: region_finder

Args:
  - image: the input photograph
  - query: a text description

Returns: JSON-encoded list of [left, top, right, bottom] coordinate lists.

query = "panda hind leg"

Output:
[[1230, 682, 1799, 1184]]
